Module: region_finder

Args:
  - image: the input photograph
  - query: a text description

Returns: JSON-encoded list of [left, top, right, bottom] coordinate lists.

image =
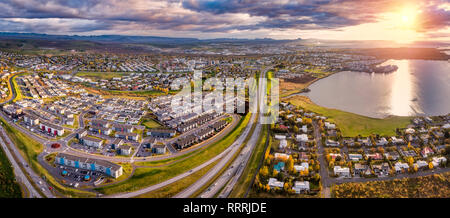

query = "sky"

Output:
[[0, 0, 449, 43]]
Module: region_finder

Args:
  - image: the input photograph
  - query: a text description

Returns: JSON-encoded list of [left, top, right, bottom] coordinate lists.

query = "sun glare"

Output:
[[396, 7, 418, 29]]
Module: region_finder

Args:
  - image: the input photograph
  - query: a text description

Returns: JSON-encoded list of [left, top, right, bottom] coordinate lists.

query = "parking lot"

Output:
[[55, 165, 104, 187]]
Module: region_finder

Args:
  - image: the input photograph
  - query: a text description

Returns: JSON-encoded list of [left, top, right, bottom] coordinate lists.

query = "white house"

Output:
[[39, 122, 64, 136], [334, 166, 350, 178], [294, 162, 309, 173], [293, 181, 310, 193], [274, 153, 289, 160], [432, 156, 447, 167], [279, 139, 288, 149], [394, 162, 409, 173], [296, 134, 308, 143], [301, 125, 307, 133], [324, 122, 336, 130], [120, 145, 132, 156], [268, 178, 284, 189], [274, 134, 286, 140], [414, 160, 428, 169], [81, 136, 103, 148], [405, 128, 416, 134]]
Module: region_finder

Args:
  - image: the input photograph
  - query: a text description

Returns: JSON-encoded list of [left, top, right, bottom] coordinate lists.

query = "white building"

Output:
[[324, 122, 336, 130], [274, 134, 286, 140], [279, 139, 288, 149], [55, 153, 123, 178], [81, 136, 103, 148], [334, 166, 350, 177], [268, 178, 284, 189], [295, 134, 308, 143], [293, 181, 310, 193], [294, 162, 309, 173], [394, 162, 409, 173], [274, 153, 289, 160]]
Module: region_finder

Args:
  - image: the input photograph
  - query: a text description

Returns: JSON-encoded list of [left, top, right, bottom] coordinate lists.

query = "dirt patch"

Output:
[[284, 74, 316, 83]]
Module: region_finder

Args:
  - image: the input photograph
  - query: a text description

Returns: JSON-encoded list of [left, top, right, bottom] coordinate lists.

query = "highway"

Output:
[[194, 67, 270, 198], [0, 130, 41, 198], [174, 67, 269, 198], [0, 125, 55, 198]]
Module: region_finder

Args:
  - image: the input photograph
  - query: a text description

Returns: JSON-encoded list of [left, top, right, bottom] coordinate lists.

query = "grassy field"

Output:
[[76, 72, 128, 80], [284, 95, 411, 137], [280, 80, 315, 98], [94, 113, 251, 195], [229, 124, 269, 198], [141, 118, 162, 129], [12, 74, 26, 102], [0, 146, 23, 198], [0, 117, 95, 197], [332, 172, 450, 198], [134, 159, 220, 198]]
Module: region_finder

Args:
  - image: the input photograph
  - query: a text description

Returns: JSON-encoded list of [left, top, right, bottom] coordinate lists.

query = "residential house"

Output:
[[293, 181, 310, 193], [421, 147, 434, 158], [334, 166, 350, 178], [394, 162, 409, 173], [147, 129, 176, 138], [115, 131, 139, 142], [354, 163, 368, 175], [326, 139, 340, 147], [119, 145, 132, 156], [55, 153, 123, 178], [268, 178, 284, 189], [80, 136, 103, 149], [152, 143, 166, 154], [348, 153, 363, 161]]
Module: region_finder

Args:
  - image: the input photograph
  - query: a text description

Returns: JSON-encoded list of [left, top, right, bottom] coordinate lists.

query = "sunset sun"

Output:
[[396, 7, 418, 29]]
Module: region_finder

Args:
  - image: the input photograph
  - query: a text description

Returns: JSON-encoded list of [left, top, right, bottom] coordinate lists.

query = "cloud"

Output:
[[0, 0, 447, 39]]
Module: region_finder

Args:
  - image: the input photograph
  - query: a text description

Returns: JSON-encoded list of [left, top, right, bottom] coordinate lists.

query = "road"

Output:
[[201, 67, 270, 198], [174, 67, 269, 198], [0, 126, 55, 198], [0, 131, 41, 198]]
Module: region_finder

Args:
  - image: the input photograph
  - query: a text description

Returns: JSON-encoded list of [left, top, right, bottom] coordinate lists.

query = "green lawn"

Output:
[[285, 95, 411, 137], [141, 118, 162, 129], [0, 145, 22, 198], [12, 74, 26, 102], [0, 117, 95, 197], [95, 113, 251, 195], [76, 72, 128, 80], [134, 159, 220, 198], [107, 89, 178, 96]]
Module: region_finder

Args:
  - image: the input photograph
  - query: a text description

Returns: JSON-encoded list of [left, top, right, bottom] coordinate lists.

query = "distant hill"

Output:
[[0, 32, 296, 46]]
